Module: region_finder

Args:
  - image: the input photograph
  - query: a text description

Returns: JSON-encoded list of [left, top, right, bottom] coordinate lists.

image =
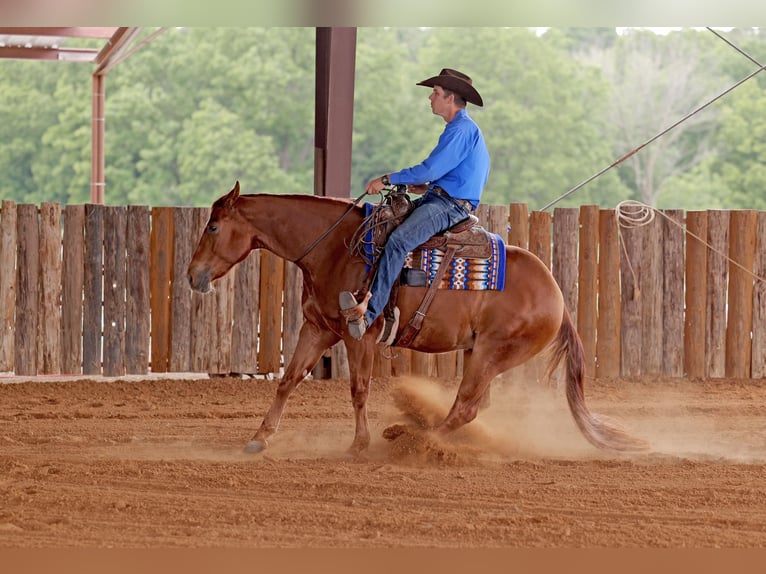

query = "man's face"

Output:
[[428, 85, 452, 117]]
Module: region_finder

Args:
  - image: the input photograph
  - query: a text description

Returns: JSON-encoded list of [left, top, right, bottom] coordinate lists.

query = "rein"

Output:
[[294, 191, 369, 264]]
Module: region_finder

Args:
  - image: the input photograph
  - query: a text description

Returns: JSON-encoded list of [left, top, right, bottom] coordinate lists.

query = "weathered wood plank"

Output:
[[725, 210, 756, 379], [15, 205, 39, 376], [706, 210, 729, 378], [528, 211, 552, 268], [258, 250, 284, 374], [149, 207, 174, 373], [83, 204, 104, 375], [230, 251, 260, 375], [38, 203, 62, 374], [507, 203, 528, 248], [435, 352, 457, 381], [190, 208, 212, 373], [103, 206, 127, 377], [619, 218, 643, 377], [752, 212, 766, 378], [577, 205, 599, 375], [61, 205, 85, 375], [126, 206, 150, 374], [596, 209, 620, 378], [0, 201, 17, 372], [640, 214, 663, 376], [282, 260, 303, 371], [208, 272, 233, 374], [661, 209, 685, 377], [390, 348, 412, 377], [684, 211, 707, 378], [552, 208, 579, 326], [169, 207, 192, 373]]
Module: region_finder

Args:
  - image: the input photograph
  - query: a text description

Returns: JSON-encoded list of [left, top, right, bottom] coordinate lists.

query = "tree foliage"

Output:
[[0, 27, 764, 209]]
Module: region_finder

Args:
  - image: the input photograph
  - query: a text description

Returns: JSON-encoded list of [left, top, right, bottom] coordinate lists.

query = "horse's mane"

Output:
[[239, 193, 359, 209]]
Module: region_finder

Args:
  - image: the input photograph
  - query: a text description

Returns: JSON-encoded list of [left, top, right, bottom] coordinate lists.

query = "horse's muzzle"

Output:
[[187, 267, 212, 293]]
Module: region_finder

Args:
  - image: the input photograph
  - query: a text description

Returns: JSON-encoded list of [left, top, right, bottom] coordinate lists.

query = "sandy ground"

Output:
[[2, 370, 766, 548]]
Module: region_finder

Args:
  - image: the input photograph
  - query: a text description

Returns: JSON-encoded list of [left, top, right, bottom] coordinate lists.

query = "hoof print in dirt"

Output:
[[383, 424, 458, 466]]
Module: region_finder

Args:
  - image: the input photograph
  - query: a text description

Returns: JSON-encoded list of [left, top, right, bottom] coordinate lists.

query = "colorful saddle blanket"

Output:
[[359, 202, 506, 291], [404, 233, 506, 291]]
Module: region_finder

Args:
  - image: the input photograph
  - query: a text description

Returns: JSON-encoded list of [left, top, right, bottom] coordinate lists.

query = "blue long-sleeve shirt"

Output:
[[389, 108, 490, 209]]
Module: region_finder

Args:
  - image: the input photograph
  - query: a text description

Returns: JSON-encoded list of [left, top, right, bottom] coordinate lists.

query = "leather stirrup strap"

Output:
[[395, 245, 458, 347]]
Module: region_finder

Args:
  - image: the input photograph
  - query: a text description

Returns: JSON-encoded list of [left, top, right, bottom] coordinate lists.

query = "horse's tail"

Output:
[[547, 307, 650, 452]]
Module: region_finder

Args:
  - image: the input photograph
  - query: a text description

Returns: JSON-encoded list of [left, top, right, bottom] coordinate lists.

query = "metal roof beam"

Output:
[[0, 46, 98, 62], [94, 27, 140, 74], [0, 27, 119, 39]]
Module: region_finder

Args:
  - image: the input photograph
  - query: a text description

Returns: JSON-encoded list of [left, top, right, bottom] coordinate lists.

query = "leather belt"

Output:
[[431, 186, 474, 212]]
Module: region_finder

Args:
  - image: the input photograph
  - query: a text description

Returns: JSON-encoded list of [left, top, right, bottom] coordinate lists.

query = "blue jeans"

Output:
[[365, 190, 471, 325]]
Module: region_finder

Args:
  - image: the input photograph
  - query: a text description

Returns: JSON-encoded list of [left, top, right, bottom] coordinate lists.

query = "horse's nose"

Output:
[[187, 265, 210, 293]]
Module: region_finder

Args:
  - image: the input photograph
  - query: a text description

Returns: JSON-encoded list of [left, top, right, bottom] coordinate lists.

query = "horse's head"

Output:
[[187, 181, 253, 293]]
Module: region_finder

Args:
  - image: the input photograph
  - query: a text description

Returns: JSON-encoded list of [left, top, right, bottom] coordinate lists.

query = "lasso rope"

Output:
[[615, 200, 766, 298], [540, 30, 766, 213]]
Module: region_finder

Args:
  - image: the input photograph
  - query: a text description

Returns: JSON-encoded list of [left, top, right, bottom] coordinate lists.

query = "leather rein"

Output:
[[294, 190, 369, 264]]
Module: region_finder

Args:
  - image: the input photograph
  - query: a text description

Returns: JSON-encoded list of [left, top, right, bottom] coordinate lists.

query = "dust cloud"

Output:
[[382, 375, 766, 464]]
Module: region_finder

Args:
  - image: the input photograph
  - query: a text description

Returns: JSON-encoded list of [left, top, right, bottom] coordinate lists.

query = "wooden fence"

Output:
[[1, 200, 765, 380]]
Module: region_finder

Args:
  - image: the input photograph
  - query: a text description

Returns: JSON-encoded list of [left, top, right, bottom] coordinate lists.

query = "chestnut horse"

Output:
[[187, 182, 647, 454]]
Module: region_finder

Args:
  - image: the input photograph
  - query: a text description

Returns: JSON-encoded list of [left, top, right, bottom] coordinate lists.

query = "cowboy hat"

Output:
[[416, 68, 483, 107]]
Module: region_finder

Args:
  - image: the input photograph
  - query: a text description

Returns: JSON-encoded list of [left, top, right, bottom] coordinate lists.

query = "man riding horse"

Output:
[[339, 68, 490, 340]]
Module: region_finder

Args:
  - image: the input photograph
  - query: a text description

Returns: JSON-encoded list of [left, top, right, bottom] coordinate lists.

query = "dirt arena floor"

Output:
[[2, 370, 766, 548]]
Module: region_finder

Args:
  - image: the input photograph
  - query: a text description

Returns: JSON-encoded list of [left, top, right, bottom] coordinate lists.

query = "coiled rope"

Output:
[[615, 200, 765, 300]]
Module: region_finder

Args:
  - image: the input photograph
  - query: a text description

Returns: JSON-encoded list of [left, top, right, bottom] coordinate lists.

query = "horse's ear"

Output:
[[223, 181, 240, 209]]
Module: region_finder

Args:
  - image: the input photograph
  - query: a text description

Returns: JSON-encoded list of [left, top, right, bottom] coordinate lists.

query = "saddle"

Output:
[[349, 186, 494, 347], [351, 185, 492, 266]]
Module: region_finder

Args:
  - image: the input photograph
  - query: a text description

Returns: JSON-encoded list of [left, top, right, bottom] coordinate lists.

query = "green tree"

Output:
[[352, 28, 436, 195], [28, 65, 94, 204], [412, 27, 629, 209], [0, 62, 58, 202], [593, 29, 733, 206]]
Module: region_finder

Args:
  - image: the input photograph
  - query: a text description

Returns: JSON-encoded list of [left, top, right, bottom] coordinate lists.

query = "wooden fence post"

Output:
[[684, 211, 707, 378], [597, 209, 620, 378], [83, 204, 104, 375], [577, 205, 599, 376], [662, 209, 685, 377], [726, 210, 757, 379], [552, 208, 579, 326], [706, 210, 729, 378], [619, 214, 643, 377], [0, 201, 17, 373], [230, 251, 261, 375], [62, 205, 84, 375], [640, 212, 663, 376], [169, 207, 192, 373], [103, 206, 127, 377], [126, 206, 151, 374], [752, 212, 766, 378], [15, 204, 39, 376], [258, 251, 284, 375], [149, 207, 174, 373]]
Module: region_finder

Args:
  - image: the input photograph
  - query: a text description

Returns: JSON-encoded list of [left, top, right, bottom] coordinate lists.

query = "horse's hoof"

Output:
[[382, 423, 408, 441], [243, 440, 268, 454]]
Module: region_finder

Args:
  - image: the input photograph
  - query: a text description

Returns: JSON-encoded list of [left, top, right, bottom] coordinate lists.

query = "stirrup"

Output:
[[339, 291, 367, 340], [376, 307, 400, 346]]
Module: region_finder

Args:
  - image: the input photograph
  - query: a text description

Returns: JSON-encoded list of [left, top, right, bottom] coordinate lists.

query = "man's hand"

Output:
[[365, 176, 387, 195]]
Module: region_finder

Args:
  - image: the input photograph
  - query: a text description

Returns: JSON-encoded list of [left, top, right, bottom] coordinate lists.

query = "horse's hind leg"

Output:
[[462, 350, 491, 410], [246, 322, 338, 453], [434, 339, 526, 436]]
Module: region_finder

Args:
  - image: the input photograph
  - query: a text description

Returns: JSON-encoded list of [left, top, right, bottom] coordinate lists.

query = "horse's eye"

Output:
[[208, 224, 218, 233]]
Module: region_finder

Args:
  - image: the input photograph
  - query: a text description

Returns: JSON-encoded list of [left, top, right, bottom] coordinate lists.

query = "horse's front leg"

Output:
[[245, 322, 338, 453], [344, 338, 377, 455]]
